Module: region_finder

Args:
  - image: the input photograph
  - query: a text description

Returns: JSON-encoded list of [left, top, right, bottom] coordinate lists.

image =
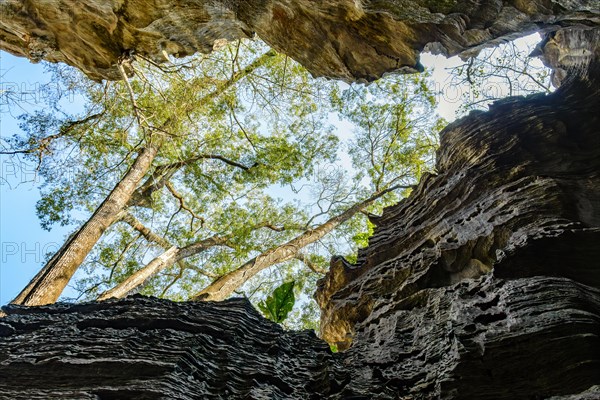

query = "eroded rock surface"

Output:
[[313, 27, 600, 399], [536, 27, 600, 86], [316, 45, 600, 350], [0, 296, 346, 399], [1, 0, 599, 81], [342, 275, 600, 399]]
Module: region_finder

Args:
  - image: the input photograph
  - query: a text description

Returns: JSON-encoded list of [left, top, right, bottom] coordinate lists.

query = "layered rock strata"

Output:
[[316, 51, 600, 350], [0, 296, 345, 399]]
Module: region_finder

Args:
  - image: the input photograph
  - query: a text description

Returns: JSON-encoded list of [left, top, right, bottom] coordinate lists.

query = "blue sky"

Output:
[[0, 34, 545, 306], [0, 53, 81, 304]]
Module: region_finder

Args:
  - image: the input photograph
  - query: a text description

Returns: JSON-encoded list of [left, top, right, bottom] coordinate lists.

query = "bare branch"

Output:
[[165, 181, 205, 231], [117, 61, 149, 129], [159, 264, 185, 298]]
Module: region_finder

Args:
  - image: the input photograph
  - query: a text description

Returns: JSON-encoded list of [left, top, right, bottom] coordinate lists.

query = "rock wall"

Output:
[[0, 296, 346, 399], [1, 32, 599, 398], [316, 45, 600, 349], [1, 0, 598, 81], [313, 28, 600, 398]]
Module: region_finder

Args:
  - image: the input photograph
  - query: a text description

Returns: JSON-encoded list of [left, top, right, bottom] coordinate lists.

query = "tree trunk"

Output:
[[14, 45, 276, 306], [193, 185, 408, 301], [97, 235, 229, 301], [11, 144, 159, 306], [9, 47, 273, 306]]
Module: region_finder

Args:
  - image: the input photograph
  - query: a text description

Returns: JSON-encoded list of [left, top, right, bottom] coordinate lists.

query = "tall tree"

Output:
[[192, 71, 443, 306], [88, 70, 442, 315], [4, 38, 442, 328], [6, 39, 337, 306]]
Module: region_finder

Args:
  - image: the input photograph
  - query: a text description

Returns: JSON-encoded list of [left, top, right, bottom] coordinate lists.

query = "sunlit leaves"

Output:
[[33, 39, 338, 310], [336, 73, 441, 194], [258, 280, 296, 323], [330, 73, 442, 254], [8, 36, 447, 332]]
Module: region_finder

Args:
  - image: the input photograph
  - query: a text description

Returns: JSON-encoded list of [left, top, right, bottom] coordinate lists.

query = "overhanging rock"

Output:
[[0, 0, 598, 81]]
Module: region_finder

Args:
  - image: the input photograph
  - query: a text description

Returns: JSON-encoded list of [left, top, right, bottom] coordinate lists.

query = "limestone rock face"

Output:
[[1, 0, 599, 81], [0, 296, 347, 399], [316, 53, 600, 350], [313, 29, 600, 398], [341, 275, 600, 399], [536, 27, 600, 86]]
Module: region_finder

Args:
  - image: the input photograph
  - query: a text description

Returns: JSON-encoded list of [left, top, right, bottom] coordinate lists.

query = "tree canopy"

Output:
[[2, 35, 554, 329]]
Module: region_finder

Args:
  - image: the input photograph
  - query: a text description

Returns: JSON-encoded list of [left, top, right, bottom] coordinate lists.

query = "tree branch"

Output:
[[165, 181, 205, 231], [0, 111, 103, 155], [128, 154, 255, 207], [192, 184, 413, 302], [119, 212, 172, 249], [294, 253, 327, 274], [97, 232, 232, 301]]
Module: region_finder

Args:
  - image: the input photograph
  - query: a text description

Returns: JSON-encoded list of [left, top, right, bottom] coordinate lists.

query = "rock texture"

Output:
[[340, 275, 600, 398], [314, 28, 600, 398], [536, 27, 600, 86], [1, 0, 599, 81], [1, 35, 599, 398], [316, 51, 600, 349], [0, 296, 346, 399]]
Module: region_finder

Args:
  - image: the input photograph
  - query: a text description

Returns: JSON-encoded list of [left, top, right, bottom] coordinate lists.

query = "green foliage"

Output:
[[36, 188, 73, 230], [352, 219, 375, 250], [6, 37, 445, 330], [334, 72, 441, 194], [328, 72, 442, 260], [257, 281, 296, 323]]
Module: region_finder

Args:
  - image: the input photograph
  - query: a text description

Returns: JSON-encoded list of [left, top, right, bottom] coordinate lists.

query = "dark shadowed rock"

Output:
[[0, 296, 346, 399]]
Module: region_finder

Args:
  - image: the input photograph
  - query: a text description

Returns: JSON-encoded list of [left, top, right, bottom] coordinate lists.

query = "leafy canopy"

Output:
[[3, 38, 445, 329]]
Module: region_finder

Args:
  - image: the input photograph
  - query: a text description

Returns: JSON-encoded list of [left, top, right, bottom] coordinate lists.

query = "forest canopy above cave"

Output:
[[0, 1, 598, 399]]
